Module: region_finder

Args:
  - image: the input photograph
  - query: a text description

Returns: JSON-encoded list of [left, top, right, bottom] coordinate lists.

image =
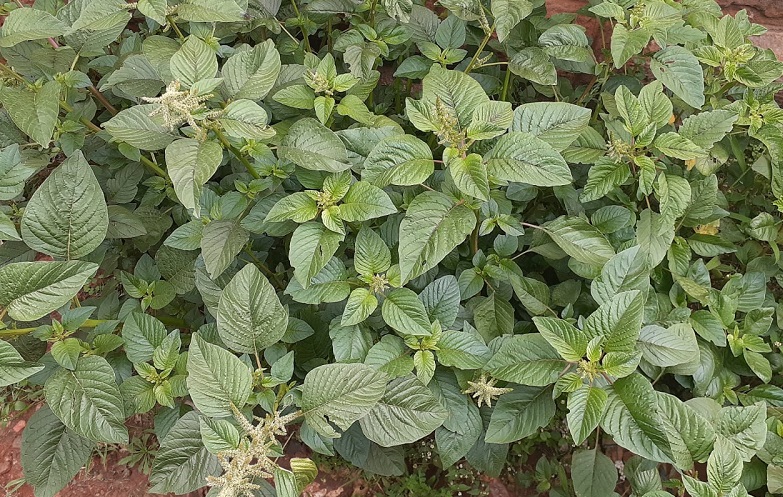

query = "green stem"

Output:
[[0, 319, 106, 338], [243, 247, 285, 289], [167, 16, 186, 41], [369, 0, 379, 28], [470, 210, 480, 255], [214, 128, 261, 179], [290, 0, 311, 52], [501, 68, 512, 101], [465, 21, 496, 74]]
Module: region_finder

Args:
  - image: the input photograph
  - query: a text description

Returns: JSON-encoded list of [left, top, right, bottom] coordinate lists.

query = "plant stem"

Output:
[[243, 247, 285, 289], [167, 16, 186, 41], [470, 210, 480, 255], [290, 0, 311, 52], [465, 21, 496, 74], [501, 68, 512, 101], [0, 318, 106, 338], [214, 128, 261, 179], [369, 0, 379, 28]]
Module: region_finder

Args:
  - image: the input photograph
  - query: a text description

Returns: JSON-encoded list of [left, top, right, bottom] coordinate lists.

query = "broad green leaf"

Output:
[[679, 110, 738, 149], [512, 102, 591, 151], [201, 219, 248, 278], [122, 313, 167, 364], [0, 144, 39, 201], [435, 404, 482, 467], [486, 334, 567, 386], [170, 36, 218, 88], [583, 290, 644, 353], [21, 406, 94, 497], [266, 192, 318, 223], [103, 104, 177, 150], [218, 99, 274, 141], [591, 246, 649, 305], [533, 316, 586, 361], [611, 24, 650, 68], [364, 335, 415, 377], [0, 261, 98, 321], [0, 7, 68, 47], [437, 330, 492, 369], [491, 0, 532, 42], [217, 264, 288, 354], [636, 209, 674, 267], [572, 449, 618, 497], [21, 151, 108, 259], [176, 0, 245, 22], [654, 133, 707, 160], [44, 355, 128, 443], [0, 340, 44, 387], [446, 149, 489, 201], [546, 216, 615, 267], [657, 392, 716, 467], [398, 191, 476, 282], [301, 363, 388, 438], [199, 417, 240, 454], [580, 159, 630, 202], [601, 373, 674, 465], [466, 101, 514, 141], [338, 181, 397, 222], [341, 288, 378, 326], [279, 118, 351, 172], [354, 226, 391, 276], [382, 288, 432, 336], [508, 47, 557, 85], [165, 138, 223, 216], [707, 438, 743, 493], [186, 333, 252, 417], [717, 404, 766, 461], [0, 80, 60, 146], [485, 131, 573, 186], [290, 222, 344, 287], [485, 386, 555, 443], [419, 276, 461, 328], [651, 46, 705, 108], [567, 386, 608, 445], [149, 411, 221, 494], [360, 375, 448, 446], [638, 324, 699, 368], [362, 135, 434, 187], [137, 0, 168, 24], [222, 40, 281, 100], [472, 291, 514, 342]]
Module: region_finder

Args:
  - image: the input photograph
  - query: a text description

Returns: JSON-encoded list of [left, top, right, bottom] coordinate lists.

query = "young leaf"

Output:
[[0, 80, 60, 146], [165, 138, 223, 216], [0, 340, 44, 387], [186, 333, 252, 418]]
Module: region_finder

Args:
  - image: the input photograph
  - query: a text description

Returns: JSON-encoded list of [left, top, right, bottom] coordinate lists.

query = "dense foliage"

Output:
[[2, 0, 783, 495]]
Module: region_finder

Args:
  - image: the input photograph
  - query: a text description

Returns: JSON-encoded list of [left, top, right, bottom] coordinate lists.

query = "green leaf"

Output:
[[0, 144, 39, 201], [437, 330, 492, 370], [611, 24, 650, 68], [103, 104, 177, 151], [44, 355, 128, 444], [580, 159, 630, 202], [508, 47, 557, 85], [656, 173, 692, 225], [222, 40, 281, 100], [301, 363, 388, 438], [199, 417, 240, 454], [638, 323, 699, 368], [21, 406, 94, 497], [419, 276, 460, 328], [170, 36, 218, 88], [485, 132, 573, 186], [165, 138, 223, 217], [290, 222, 344, 287], [217, 264, 288, 354], [546, 216, 615, 267], [363, 135, 434, 187], [572, 449, 618, 497], [567, 386, 608, 445], [201, 219, 249, 279], [679, 110, 738, 149], [717, 404, 766, 461], [583, 290, 644, 353], [186, 333, 252, 417], [446, 149, 489, 201], [533, 316, 586, 362], [0, 80, 60, 146], [354, 226, 391, 276], [51, 338, 81, 370], [338, 181, 397, 222], [654, 133, 707, 160], [707, 438, 743, 493], [491, 0, 532, 42], [0, 7, 68, 47], [656, 392, 716, 467], [473, 293, 514, 342], [121, 313, 167, 363], [382, 288, 432, 336], [398, 191, 476, 283], [137, 0, 168, 24], [435, 404, 482, 467], [364, 335, 415, 377], [651, 46, 705, 108], [466, 101, 514, 141], [341, 287, 378, 326], [0, 340, 44, 387], [219, 99, 274, 141], [0, 261, 98, 321], [636, 209, 675, 267], [360, 375, 448, 446], [591, 246, 649, 306], [266, 192, 318, 223], [601, 373, 674, 465], [485, 386, 555, 443], [486, 334, 567, 386], [279, 118, 351, 172], [512, 102, 591, 151], [149, 411, 221, 494]]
